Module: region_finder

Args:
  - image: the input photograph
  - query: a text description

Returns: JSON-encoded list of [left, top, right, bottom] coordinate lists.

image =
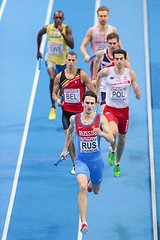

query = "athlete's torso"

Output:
[[75, 113, 101, 160], [60, 69, 86, 113], [99, 49, 115, 92], [91, 25, 115, 55], [45, 23, 68, 65], [105, 67, 131, 108], [100, 49, 115, 69]]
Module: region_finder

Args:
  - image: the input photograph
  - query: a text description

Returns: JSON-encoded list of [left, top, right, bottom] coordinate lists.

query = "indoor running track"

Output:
[[0, 0, 159, 240]]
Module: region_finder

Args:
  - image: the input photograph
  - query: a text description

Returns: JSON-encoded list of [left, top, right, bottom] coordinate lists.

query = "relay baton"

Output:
[[89, 54, 96, 61], [54, 151, 69, 166], [38, 58, 41, 70], [60, 95, 64, 103]]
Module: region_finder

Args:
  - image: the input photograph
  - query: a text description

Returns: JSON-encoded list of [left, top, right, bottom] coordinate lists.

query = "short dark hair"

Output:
[[54, 10, 64, 18], [82, 91, 97, 102], [66, 51, 77, 59], [113, 49, 127, 59], [97, 6, 109, 14], [107, 32, 119, 42]]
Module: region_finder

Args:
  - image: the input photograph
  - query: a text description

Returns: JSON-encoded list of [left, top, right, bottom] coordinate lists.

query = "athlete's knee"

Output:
[[112, 129, 119, 137], [79, 183, 87, 193]]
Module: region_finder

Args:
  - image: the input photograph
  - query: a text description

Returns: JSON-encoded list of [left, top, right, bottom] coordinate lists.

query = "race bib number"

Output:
[[80, 137, 99, 153], [64, 89, 80, 103], [48, 42, 63, 55], [110, 87, 126, 100]]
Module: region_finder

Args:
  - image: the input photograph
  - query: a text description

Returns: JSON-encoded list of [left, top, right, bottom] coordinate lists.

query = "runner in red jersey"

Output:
[[53, 51, 96, 174]]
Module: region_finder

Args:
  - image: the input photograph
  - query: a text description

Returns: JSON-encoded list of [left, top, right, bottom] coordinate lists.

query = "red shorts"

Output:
[[103, 105, 129, 134]]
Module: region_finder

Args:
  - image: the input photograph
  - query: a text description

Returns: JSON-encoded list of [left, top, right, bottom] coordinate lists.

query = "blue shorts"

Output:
[[56, 64, 66, 74], [74, 156, 104, 185], [45, 61, 66, 74]]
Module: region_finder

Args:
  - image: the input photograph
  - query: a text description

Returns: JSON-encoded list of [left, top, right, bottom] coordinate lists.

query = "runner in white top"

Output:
[[80, 6, 122, 79], [96, 49, 141, 177], [93, 33, 130, 111]]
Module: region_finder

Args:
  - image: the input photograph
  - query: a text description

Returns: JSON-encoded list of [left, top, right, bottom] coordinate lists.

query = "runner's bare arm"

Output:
[[130, 70, 141, 99], [80, 28, 93, 62], [81, 71, 97, 94], [52, 73, 63, 106], [96, 68, 109, 95], [93, 115, 114, 143], [37, 26, 47, 58], [60, 26, 74, 49], [92, 50, 104, 80]]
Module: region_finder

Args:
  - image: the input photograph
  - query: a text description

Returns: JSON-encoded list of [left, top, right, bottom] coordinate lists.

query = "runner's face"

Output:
[[108, 38, 119, 51], [114, 54, 125, 69], [98, 11, 109, 25], [54, 12, 64, 26], [66, 55, 77, 70], [83, 96, 96, 115]]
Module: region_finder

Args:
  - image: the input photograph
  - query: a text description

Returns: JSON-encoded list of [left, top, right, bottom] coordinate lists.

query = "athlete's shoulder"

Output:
[[80, 69, 89, 79], [46, 23, 54, 30], [86, 26, 94, 36], [70, 114, 76, 125], [108, 24, 117, 31], [129, 68, 136, 79]]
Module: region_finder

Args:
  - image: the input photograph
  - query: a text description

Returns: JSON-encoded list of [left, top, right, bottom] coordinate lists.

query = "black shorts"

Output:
[[62, 111, 77, 130], [101, 92, 106, 105]]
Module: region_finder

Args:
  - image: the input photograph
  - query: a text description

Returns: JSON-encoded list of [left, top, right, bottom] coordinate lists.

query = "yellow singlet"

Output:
[[45, 23, 68, 65]]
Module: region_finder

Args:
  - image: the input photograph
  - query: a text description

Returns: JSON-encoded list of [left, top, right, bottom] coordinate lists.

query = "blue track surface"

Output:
[[148, 0, 160, 237], [0, 0, 159, 239]]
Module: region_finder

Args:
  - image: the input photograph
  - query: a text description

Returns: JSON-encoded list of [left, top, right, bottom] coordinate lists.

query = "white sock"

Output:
[[115, 161, 119, 166], [109, 146, 116, 153]]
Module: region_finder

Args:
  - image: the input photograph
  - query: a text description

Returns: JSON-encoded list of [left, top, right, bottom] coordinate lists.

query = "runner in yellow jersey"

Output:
[[37, 10, 74, 120]]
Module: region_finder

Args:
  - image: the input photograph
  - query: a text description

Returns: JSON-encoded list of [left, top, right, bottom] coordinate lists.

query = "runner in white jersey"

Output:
[[80, 6, 122, 79], [96, 49, 141, 177], [93, 33, 130, 111]]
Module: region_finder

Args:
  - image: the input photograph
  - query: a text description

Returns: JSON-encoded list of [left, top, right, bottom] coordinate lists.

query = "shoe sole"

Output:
[[49, 117, 56, 120], [114, 173, 120, 177]]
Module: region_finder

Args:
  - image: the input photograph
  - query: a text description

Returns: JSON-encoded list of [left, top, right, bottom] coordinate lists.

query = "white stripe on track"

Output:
[[143, 1, 158, 240], [77, 1, 101, 239], [94, 0, 100, 25], [1, 1, 54, 239], [0, 0, 7, 21]]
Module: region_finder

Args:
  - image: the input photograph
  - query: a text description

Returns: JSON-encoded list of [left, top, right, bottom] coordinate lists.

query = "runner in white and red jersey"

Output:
[[60, 91, 114, 234], [80, 6, 122, 79], [96, 49, 141, 177], [53, 51, 96, 174], [93, 33, 130, 110]]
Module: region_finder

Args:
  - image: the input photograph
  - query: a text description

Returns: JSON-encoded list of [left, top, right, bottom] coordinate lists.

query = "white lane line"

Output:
[[77, 1, 101, 239], [143, 1, 158, 240], [0, 0, 7, 21], [94, 0, 100, 25], [1, 1, 54, 239]]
